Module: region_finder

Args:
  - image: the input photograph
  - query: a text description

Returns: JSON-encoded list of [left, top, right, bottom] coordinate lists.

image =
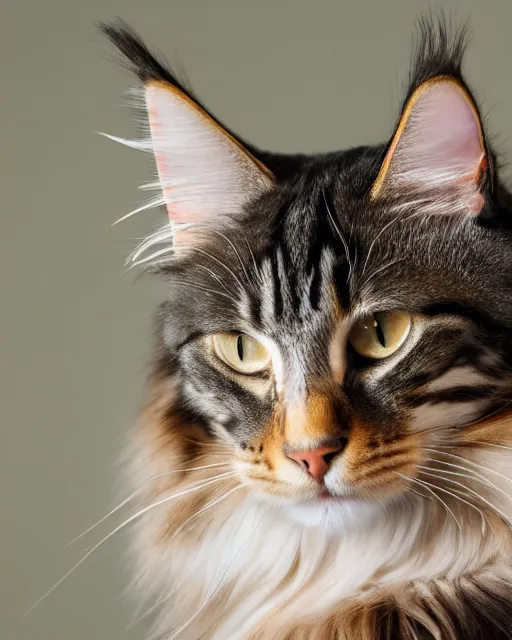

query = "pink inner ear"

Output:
[[412, 81, 484, 181], [144, 82, 273, 246], [394, 79, 485, 190]]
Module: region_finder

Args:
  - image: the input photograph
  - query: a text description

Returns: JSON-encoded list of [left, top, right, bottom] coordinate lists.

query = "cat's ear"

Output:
[[144, 82, 273, 230], [370, 76, 489, 214], [101, 23, 273, 242]]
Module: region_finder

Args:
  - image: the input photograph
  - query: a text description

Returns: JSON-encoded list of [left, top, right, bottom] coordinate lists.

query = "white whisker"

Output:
[[167, 506, 262, 640], [24, 472, 237, 616], [465, 441, 512, 452], [66, 462, 231, 546], [402, 472, 489, 532], [418, 469, 510, 523], [139, 180, 164, 191], [172, 280, 234, 301], [110, 198, 165, 227], [426, 447, 512, 488], [195, 265, 233, 295], [361, 208, 428, 277], [130, 226, 174, 261], [322, 189, 352, 284], [446, 487, 489, 534], [170, 485, 243, 542], [207, 229, 251, 285], [399, 473, 463, 542], [242, 234, 261, 283], [98, 131, 153, 151], [130, 246, 174, 267], [360, 215, 404, 278], [127, 484, 244, 631], [359, 258, 405, 291], [419, 459, 512, 512], [172, 245, 245, 292]]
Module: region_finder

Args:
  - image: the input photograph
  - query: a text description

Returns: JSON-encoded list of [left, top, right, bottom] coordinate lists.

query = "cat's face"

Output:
[[161, 180, 512, 510], [104, 24, 512, 520]]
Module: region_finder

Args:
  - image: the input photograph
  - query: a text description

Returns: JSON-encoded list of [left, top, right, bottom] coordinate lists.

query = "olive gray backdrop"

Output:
[[2, 0, 512, 638]]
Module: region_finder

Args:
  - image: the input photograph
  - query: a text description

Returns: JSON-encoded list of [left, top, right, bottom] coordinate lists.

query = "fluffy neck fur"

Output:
[[100, 17, 512, 640], [128, 374, 512, 640]]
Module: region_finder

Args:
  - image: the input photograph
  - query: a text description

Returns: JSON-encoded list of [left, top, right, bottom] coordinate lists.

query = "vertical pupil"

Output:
[[374, 315, 386, 347], [237, 335, 244, 360]]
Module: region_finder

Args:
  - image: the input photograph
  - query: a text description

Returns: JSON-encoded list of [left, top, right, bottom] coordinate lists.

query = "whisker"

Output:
[[128, 592, 168, 630], [129, 225, 176, 262], [401, 472, 489, 532], [402, 402, 512, 443], [110, 198, 164, 227], [399, 473, 463, 542], [138, 179, 162, 191], [445, 487, 489, 534], [408, 487, 432, 500], [403, 618, 421, 640], [179, 436, 228, 450], [464, 441, 512, 452], [419, 459, 512, 511], [206, 229, 251, 285], [130, 245, 174, 267], [172, 245, 245, 292], [360, 214, 405, 278], [167, 506, 262, 640], [359, 258, 405, 291], [99, 131, 152, 151], [418, 469, 510, 523], [127, 484, 245, 631], [402, 423, 459, 439], [428, 446, 512, 487], [24, 472, 237, 616], [195, 264, 234, 295], [66, 462, 231, 545], [170, 280, 234, 301], [242, 234, 261, 283], [361, 207, 436, 277], [419, 463, 494, 492], [322, 189, 352, 284], [170, 485, 244, 542], [471, 401, 512, 423]]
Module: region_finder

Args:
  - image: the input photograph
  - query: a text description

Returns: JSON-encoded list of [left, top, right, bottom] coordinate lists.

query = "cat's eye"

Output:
[[348, 311, 411, 359], [212, 333, 271, 374]]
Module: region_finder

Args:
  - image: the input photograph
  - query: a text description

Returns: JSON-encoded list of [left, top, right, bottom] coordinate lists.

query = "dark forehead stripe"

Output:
[[323, 187, 352, 310], [305, 195, 328, 311], [253, 181, 353, 324]]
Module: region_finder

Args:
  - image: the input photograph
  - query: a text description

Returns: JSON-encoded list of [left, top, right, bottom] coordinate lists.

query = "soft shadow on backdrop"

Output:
[[2, 0, 512, 638]]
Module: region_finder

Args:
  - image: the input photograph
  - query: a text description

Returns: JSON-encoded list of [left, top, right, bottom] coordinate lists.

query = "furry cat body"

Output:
[[103, 18, 512, 639]]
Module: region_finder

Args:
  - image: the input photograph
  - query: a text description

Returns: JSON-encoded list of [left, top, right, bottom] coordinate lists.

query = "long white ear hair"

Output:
[[371, 75, 489, 216], [101, 23, 273, 259]]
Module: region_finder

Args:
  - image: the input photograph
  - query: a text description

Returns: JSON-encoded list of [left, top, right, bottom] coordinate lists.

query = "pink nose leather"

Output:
[[287, 445, 342, 483]]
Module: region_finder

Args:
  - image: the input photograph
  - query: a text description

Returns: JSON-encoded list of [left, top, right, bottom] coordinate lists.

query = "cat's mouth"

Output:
[[316, 488, 347, 502], [241, 456, 417, 505]]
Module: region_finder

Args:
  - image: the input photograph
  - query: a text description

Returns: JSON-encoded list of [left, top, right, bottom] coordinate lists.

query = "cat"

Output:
[[102, 16, 512, 640]]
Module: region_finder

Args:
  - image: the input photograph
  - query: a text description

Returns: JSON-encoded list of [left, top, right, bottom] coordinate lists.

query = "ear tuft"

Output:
[[407, 14, 468, 100], [102, 22, 273, 246]]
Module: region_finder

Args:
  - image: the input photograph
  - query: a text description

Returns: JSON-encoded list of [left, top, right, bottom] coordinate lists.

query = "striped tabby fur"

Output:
[[103, 16, 512, 639]]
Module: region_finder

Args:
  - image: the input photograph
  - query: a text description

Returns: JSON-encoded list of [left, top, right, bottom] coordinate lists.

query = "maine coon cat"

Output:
[[102, 17, 512, 639]]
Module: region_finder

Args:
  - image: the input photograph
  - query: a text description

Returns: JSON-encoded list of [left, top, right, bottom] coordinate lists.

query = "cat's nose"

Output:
[[286, 442, 346, 483]]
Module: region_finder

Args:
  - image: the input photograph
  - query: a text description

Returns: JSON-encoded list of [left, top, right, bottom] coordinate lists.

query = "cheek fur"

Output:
[[104, 18, 512, 639], [129, 373, 512, 639]]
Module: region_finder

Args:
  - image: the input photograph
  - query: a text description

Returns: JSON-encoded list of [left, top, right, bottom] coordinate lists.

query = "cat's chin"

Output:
[[285, 496, 386, 533], [254, 488, 389, 533]]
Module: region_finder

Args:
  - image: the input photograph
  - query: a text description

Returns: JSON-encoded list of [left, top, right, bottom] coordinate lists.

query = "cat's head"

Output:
[[104, 20, 512, 520]]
